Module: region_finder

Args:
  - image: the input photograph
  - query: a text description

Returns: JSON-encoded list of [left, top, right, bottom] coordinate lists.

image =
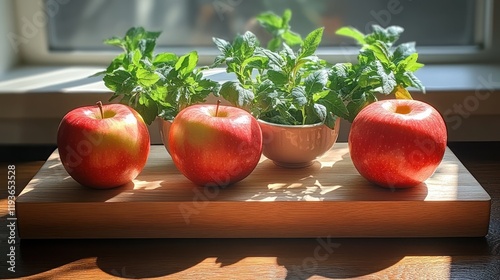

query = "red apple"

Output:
[[169, 102, 262, 187], [57, 102, 150, 189], [348, 99, 447, 188]]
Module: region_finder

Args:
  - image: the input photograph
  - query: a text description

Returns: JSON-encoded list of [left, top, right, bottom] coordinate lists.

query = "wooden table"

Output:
[[1, 142, 499, 279]]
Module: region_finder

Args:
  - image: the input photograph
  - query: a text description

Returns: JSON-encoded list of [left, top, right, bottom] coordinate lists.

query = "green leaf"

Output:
[[256, 11, 282, 31], [175, 51, 198, 77], [374, 61, 397, 94], [281, 9, 292, 27], [138, 38, 156, 58], [219, 81, 255, 111], [366, 25, 404, 45], [212, 37, 232, 56], [313, 103, 327, 123], [317, 90, 350, 120], [136, 68, 160, 87], [402, 72, 426, 93], [366, 41, 391, 65], [335, 26, 366, 45], [291, 86, 307, 107], [241, 56, 268, 72], [329, 63, 352, 89], [132, 49, 142, 66], [282, 30, 302, 46], [257, 48, 285, 68], [299, 27, 324, 59], [267, 70, 288, 86], [103, 70, 135, 93], [153, 53, 178, 65], [393, 42, 416, 63], [345, 92, 375, 122], [304, 70, 328, 95], [105, 53, 126, 73], [241, 31, 259, 55], [103, 36, 126, 49], [267, 37, 282, 51], [398, 53, 424, 72], [134, 94, 158, 125]]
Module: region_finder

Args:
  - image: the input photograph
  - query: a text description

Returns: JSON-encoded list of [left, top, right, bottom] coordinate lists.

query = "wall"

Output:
[[0, 0, 18, 75]]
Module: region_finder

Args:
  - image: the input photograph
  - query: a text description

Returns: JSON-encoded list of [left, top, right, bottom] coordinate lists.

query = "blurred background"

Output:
[[47, 0, 477, 51], [0, 0, 499, 146]]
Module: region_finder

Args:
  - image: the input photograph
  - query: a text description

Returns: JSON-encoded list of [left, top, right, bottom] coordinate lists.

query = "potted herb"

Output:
[[96, 27, 220, 153], [211, 10, 425, 168], [330, 25, 426, 122]]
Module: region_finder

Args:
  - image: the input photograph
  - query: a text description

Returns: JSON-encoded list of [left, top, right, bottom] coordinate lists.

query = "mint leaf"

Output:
[[402, 72, 426, 93], [175, 51, 198, 77], [366, 41, 391, 65], [313, 103, 327, 123], [136, 68, 160, 87], [291, 86, 307, 107], [104, 36, 126, 50], [212, 37, 232, 56], [267, 70, 288, 86], [219, 81, 255, 111], [393, 42, 416, 64], [257, 9, 302, 51], [365, 25, 404, 45], [241, 56, 268, 72], [398, 53, 423, 72], [258, 48, 285, 68], [153, 53, 178, 65], [282, 30, 303, 47], [299, 27, 324, 59], [374, 61, 397, 94], [103, 70, 135, 94], [281, 9, 292, 27], [256, 11, 282, 32], [335, 27, 366, 45], [304, 70, 328, 96], [317, 90, 349, 120], [135, 94, 158, 125]]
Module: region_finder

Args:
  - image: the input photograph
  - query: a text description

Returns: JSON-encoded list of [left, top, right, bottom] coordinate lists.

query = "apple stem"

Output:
[[215, 100, 221, 117], [96, 101, 104, 119]]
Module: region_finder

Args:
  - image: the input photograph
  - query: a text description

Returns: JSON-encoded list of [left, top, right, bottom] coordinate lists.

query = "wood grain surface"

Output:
[[1, 142, 499, 279], [15, 143, 491, 239]]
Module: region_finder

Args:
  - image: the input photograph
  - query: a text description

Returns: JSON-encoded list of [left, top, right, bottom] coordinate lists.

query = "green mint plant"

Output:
[[256, 9, 303, 51], [331, 25, 426, 122], [212, 26, 345, 129], [213, 9, 426, 126], [96, 27, 220, 125]]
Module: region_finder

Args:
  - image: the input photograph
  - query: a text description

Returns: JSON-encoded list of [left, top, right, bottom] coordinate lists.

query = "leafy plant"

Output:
[[331, 25, 426, 122], [256, 9, 303, 51], [212, 25, 343, 129], [96, 27, 219, 125], [213, 10, 427, 128]]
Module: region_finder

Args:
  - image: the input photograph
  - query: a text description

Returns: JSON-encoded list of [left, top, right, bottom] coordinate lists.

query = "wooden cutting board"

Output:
[[16, 143, 491, 239]]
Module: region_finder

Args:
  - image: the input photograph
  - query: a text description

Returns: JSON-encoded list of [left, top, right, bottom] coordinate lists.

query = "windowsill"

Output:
[[1, 64, 500, 144]]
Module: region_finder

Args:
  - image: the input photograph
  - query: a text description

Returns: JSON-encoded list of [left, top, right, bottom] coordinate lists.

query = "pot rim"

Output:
[[257, 118, 335, 129]]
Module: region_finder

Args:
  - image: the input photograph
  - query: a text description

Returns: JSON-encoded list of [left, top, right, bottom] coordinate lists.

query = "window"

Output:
[[12, 0, 497, 65]]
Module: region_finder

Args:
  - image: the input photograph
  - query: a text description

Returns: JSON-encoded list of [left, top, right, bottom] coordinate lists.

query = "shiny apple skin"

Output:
[[349, 99, 447, 188], [169, 104, 263, 187], [57, 103, 150, 189]]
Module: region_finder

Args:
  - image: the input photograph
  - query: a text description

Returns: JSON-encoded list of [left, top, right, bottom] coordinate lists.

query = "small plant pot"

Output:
[[158, 118, 173, 154], [258, 118, 341, 168]]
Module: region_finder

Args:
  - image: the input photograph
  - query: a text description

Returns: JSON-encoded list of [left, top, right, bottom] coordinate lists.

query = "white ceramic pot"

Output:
[[258, 118, 341, 168]]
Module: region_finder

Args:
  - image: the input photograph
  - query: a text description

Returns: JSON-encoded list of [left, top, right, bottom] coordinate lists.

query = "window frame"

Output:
[[12, 0, 499, 66]]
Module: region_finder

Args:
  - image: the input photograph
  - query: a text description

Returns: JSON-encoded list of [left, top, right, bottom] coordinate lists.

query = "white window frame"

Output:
[[10, 0, 499, 66]]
